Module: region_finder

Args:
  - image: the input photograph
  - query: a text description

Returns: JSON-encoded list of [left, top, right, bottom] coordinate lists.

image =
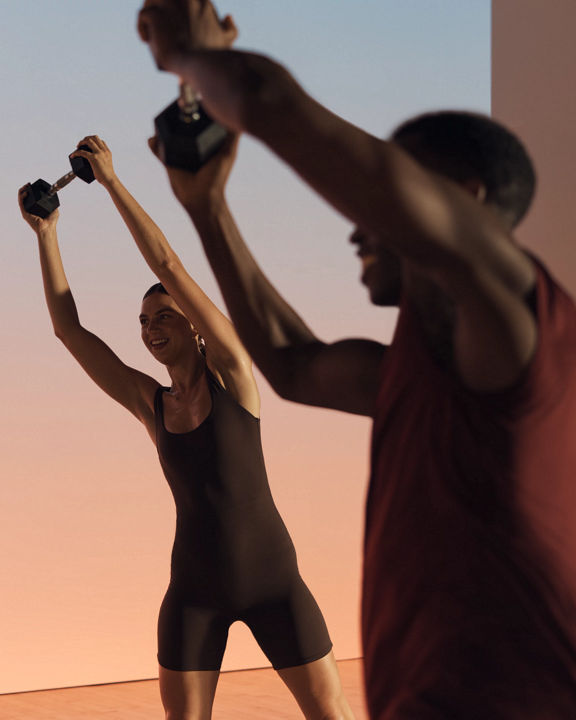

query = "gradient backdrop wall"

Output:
[[492, 0, 576, 290], [0, 1, 489, 693], [491, 0, 576, 631]]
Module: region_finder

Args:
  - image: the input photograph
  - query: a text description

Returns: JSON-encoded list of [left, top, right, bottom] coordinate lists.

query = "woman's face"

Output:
[[139, 292, 199, 365]]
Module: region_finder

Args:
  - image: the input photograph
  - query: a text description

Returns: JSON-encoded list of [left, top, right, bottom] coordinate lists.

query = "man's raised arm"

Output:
[[138, 1, 537, 395]]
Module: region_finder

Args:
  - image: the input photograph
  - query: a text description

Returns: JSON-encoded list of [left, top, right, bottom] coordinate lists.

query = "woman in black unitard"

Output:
[[18, 136, 354, 720]]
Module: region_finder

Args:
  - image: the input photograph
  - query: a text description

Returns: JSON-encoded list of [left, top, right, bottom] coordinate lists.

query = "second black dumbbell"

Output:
[[24, 145, 95, 218], [154, 84, 228, 173]]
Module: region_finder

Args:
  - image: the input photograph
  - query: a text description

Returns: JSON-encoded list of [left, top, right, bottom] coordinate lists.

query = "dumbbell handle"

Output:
[[49, 170, 77, 196], [23, 144, 95, 218], [178, 82, 201, 121]]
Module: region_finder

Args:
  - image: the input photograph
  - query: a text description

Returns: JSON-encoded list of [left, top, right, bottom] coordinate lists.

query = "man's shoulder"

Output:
[[529, 253, 576, 325]]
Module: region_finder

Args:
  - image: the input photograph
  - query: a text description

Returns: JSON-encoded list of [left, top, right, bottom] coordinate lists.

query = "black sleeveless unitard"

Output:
[[155, 370, 332, 671]]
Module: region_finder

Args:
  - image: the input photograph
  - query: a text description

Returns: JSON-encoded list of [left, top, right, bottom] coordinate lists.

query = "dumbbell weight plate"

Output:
[[154, 100, 228, 172], [23, 179, 60, 219], [68, 144, 96, 183]]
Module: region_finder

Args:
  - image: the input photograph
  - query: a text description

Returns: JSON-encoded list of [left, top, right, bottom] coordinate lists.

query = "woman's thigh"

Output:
[[242, 579, 332, 670], [158, 585, 231, 671]]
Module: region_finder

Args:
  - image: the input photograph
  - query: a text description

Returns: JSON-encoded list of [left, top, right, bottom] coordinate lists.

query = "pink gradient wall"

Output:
[[492, 0, 576, 290], [491, 0, 576, 630]]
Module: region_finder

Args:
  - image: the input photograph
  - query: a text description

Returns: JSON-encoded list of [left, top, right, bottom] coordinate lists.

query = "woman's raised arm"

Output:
[[18, 185, 158, 432], [71, 137, 259, 416]]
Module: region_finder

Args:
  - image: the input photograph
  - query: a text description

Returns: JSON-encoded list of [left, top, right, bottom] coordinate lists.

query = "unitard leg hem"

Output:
[[157, 654, 224, 673], [271, 641, 334, 671]]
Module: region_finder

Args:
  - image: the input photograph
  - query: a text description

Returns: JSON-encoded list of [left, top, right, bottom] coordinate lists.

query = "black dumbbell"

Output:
[[23, 145, 95, 218], [154, 83, 228, 173]]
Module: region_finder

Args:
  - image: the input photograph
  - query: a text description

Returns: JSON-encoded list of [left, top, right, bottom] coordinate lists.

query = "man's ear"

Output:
[[461, 178, 487, 203], [221, 14, 238, 44]]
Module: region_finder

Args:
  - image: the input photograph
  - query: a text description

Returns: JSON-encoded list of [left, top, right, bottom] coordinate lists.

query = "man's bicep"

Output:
[[276, 339, 387, 416]]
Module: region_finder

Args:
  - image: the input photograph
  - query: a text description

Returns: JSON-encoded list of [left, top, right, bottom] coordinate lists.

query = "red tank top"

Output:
[[363, 259, 576, 719]]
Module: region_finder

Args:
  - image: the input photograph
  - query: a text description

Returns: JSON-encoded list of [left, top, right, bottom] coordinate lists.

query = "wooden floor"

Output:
[[0, 659, 368, 719]]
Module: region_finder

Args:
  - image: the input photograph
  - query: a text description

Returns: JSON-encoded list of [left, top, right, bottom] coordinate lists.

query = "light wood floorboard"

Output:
[[0, 658, 368, 719]]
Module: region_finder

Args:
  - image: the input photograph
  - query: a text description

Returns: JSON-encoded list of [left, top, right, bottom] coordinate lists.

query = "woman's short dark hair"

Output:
[[391, 111, 536, 227], [143, 282, 168, 300]]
